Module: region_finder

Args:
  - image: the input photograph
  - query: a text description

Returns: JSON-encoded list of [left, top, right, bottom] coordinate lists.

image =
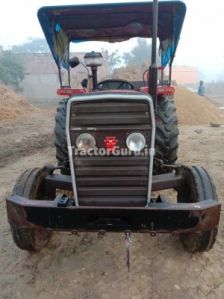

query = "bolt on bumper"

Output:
[[6, 195, 221, 234]]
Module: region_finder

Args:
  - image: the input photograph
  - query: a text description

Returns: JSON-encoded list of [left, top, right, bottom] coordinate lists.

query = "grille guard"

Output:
[[66, 92, 156, 207]]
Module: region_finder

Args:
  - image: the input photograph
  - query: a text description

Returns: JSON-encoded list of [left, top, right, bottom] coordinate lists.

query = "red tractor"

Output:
[[6, 0, 220, 253]]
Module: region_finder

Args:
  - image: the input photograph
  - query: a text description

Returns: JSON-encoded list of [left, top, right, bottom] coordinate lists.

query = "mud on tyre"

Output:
[[177, 166, 218, 253], [55, 99, 70, 175], [154, 95, 179, 174], [9, 168, 52, 252]]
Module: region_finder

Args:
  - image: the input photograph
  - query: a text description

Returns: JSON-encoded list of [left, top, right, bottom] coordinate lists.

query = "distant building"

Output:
[[169, 66, 199, 86], [18, 52, 109, 103]]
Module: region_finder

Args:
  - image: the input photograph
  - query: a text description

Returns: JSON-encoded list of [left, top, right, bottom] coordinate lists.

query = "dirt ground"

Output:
[[0, 110, 54, 168], [0, 108, 224, 299]]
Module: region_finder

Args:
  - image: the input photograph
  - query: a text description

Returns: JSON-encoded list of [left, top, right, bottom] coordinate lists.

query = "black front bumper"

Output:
[[6, 195, 221, 234]]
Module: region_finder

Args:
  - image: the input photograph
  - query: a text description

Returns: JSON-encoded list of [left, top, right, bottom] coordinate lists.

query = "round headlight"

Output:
[[76, 133, 96, 150], [126, 133, 146, 152]]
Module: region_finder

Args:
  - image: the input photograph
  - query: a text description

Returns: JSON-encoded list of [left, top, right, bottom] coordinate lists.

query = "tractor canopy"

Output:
[[38, 1, 186, 70]]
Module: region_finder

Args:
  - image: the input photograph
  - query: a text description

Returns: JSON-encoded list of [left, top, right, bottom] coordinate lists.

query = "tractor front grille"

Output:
[[68, 95, 152, 206]]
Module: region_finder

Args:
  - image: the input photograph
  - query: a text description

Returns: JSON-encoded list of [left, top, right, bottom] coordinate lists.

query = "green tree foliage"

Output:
[[123, 38, 151, 65], [0, 51, 24, 88], [11, 38, 49, 53]]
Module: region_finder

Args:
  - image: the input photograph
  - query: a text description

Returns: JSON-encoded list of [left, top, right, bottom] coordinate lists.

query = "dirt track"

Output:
[[0, 110, 224, 299]]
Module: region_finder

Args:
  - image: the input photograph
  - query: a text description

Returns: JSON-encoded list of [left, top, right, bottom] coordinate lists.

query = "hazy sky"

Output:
[[0, 0, 224, 80]]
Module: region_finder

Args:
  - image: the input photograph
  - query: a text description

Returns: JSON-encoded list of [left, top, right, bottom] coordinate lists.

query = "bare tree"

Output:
[[123, 38, 151, 65]]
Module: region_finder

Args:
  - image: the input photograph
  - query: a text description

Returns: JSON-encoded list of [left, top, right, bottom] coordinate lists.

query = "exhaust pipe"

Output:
[[149, 0, 158, 109]]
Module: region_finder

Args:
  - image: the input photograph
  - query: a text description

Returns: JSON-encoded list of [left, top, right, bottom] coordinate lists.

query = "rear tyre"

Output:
[[177, 166, 218, 253], [154, 96, 179, 174], [55, 99, 70, 175], [9, 168, 52, 252]]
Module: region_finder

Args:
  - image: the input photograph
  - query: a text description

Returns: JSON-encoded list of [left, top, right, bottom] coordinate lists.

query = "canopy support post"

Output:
[[58, 65, 63, 88], [169, 61, 173, 85]]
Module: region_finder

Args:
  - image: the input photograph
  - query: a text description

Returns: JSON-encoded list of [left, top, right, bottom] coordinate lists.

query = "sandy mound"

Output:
[[114, 65, 223, 126], [0, 85, 36, 122], [174, 87, 224, 125], [0, 82, 222, 126]]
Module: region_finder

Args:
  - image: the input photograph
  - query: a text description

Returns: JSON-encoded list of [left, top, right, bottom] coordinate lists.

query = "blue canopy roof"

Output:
[[38, 1, 186, 69]]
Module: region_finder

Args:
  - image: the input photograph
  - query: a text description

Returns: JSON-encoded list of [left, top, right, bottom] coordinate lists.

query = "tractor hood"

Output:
[[38, 1, 186, 69]]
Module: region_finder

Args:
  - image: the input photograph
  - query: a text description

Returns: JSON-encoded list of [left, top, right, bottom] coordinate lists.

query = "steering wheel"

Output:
[[97, 79, 134, 90]]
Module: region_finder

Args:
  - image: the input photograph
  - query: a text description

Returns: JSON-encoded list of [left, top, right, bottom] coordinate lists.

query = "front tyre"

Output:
[[177, 166, 218, 253], [9, 168, 52, 252]]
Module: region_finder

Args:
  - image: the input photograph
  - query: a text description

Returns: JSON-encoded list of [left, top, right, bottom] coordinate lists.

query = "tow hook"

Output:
[[124, 231, 132, 272], [150, 221, 157, 237]]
